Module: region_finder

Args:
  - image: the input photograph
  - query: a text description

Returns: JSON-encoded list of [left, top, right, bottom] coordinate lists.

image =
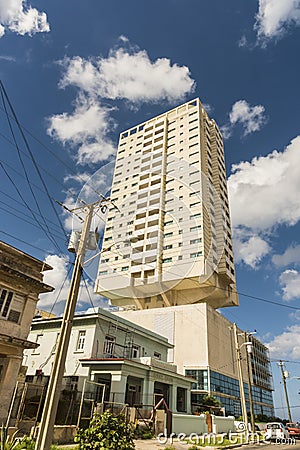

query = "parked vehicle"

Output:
[[286, 422, 300, 439], [265, 422, 290, 441]]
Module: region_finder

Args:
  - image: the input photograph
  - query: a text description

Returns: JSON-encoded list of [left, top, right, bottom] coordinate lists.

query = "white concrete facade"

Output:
[[95, 98, 238, 309], [115, 304, 274, 417], [23, 309, 192, 414], [0, 240, 53, 423]]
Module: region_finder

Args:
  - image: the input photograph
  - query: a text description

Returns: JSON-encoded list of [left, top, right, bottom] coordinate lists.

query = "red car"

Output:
[[286, 423, 300, 439]]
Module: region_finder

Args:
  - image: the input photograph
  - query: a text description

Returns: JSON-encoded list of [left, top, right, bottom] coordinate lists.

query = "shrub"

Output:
[[1, 425, 20, 450], [74, 411, 135, 450]]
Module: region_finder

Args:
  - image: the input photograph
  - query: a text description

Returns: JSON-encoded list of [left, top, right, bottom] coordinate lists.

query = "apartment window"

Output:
[[189, 126, 198, 132], [190, 238, 202, 244], [177, 387, 187, 413], [103, 336, 115, 356], [164, 232, 173, 238], [76, 330, 86, 351], [190, 251, 202, 258], [32, 333, 43, 354], [130, 344, 140, 359], [190, 225, 202, 232], [162, 257, 172, 263], [99, 270, 108, 275], [163, 244, 173, 250], [121, 266, 129, 271], [0, 288, 23, 324], [190, 201, 201, 208], [154, 352, 161, 360]]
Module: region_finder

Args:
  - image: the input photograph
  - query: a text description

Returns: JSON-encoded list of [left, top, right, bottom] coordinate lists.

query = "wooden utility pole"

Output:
[[35, 202, 97, 450]]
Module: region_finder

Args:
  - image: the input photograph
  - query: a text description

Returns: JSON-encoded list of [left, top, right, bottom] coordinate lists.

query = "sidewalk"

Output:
[[135, 439, 194, 449]]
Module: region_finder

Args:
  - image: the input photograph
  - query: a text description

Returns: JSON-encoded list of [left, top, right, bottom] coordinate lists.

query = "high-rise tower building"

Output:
[[95, 98, 238, 309]]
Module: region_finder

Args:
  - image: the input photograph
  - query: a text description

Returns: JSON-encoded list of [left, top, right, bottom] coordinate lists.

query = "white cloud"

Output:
[[0, 0, 50, 37], [39, 254, 107, 315], [238, 35, 248, 47], [222, 100, 266, 139], [228, 136, 300, 231], [58, 48, 195, 103], [279, 269, 300, 301], [272, 244, 300, 267], [228, 135, 300, 269], [266, 324, 300, 359], [233, 232, 270, 269], [0, 55, 16, 61], [255, 0, 300, 42], [47, 95, 116, 166], [48, 40, 195, 167], [203, 103, 213, 115]]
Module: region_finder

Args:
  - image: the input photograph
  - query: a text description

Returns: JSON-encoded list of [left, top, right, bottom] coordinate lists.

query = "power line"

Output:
[[0, 161, 64, 254], [0, 230, 56, 254], [0, 81, 68, 241], [0, 190, 64, 233], [0, 130, 81, 202], [0, 91, 63, 254], [0, 202, 65, 241], [0, 98, 110, 202]]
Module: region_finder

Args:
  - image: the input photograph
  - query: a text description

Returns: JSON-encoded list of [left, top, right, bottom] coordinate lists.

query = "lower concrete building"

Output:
[[115, 303, 274, 417], [22, 309, 192, 425], [0, 240, 53, 423]]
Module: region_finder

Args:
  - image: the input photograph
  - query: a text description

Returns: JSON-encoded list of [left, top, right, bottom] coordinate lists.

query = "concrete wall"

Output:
[[171, 414, 235, 435], [212, 415, 235, 433], [116, 303, 209, 373], [172, 413, 207, 435], [116, 304, 250, 381], [24, 321, 95, 380], [207, 307, 248, 380]]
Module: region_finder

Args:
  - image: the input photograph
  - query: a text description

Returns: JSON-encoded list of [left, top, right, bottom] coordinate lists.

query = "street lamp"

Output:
[[243, 331, 256, 433], [233, 323, 253, 432]]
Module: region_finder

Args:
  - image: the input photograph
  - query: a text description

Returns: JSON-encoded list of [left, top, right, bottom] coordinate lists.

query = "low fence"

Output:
[[172, 413, 235, 435]]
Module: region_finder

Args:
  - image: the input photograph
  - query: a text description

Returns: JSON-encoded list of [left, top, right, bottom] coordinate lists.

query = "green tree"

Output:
[[74, 411, 135, 450], [202, 394, 221, 407]]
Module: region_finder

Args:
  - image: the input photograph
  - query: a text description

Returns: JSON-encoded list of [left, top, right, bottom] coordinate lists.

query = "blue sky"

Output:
[[1, 0, 300, 419]]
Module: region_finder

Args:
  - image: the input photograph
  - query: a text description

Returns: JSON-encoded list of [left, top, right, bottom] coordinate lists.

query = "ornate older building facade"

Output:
[[0, 241, 53, 423]]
